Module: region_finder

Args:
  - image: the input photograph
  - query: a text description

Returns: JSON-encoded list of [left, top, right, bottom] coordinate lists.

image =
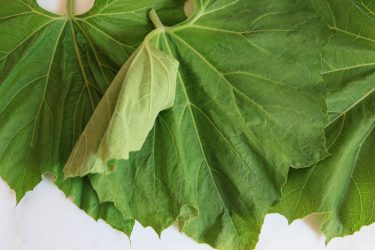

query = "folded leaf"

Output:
[[89, 1, 330, 249], [274, 0, 375, 241], [0, 0, 184, 236], [64, 33, 179, 177]]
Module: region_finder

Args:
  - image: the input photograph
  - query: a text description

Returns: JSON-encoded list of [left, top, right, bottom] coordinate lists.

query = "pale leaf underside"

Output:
[[64, 35, 179, 177]]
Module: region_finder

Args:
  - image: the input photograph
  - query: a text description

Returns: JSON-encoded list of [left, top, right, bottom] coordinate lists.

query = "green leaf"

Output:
[[64, 31, 179, 177], [89, 1, 330, 249], [0, 0, 184, 235], [273, 0, 375, 241], [0, 0, 184, 199]]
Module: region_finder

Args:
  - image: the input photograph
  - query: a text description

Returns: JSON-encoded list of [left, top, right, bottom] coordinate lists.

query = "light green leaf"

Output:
[[273, 0, 375, 241], [0, 0, 184, 233], [64, 32, 179, 177], [89, 1, 330, 249]]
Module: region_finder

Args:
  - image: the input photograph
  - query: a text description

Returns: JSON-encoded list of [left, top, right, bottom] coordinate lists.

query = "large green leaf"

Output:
[[89, 1, 330, 249], [0, 0, 184, 235], [64, 32, 179, 177], [273, 0, 375, 241], [0, 0, 184, 199]]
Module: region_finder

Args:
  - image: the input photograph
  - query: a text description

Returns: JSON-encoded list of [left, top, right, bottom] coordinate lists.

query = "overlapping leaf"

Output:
[[64, 33, 179, 177], [0, 0, 184, 232], [87, 1, 330, 249], [274, 0, 375, 241]]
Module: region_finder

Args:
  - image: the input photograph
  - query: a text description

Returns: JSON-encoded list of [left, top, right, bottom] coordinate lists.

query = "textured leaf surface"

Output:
[[64, 34, 179, 177], [274, 0, 375, 241], [0, 0, 184, 234], [89, 1, 329, 249]]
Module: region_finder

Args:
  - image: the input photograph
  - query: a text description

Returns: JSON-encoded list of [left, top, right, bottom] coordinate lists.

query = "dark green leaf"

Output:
[[90, 1, 329, 249]]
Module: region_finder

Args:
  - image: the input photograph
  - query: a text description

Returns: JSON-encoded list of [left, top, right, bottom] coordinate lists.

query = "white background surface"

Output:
[[1, 178, 375, 250], [3, 1, 375, 249]]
